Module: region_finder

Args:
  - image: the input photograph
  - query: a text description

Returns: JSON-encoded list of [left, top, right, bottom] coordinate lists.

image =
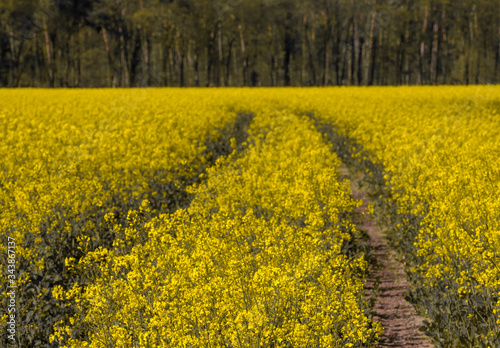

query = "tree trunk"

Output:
[[175, 31, 184, 87], [194, 44, 200, 87], [358, 35, 364, 85], [6, 23, 24, 87], [162, 21, 170, 86], [141, 31, 150, 86], [322, 4, 331, 86], [347, 22, 353, 85], [270, 23, 277, 86], [78, 18, 85, 86], [64, 38, 70, 86], [495, 26, 500, 81], [180, 52, 184, 87], [218, 21, 224, 86], [430, 21, 439, 84], [169, 48, 175, 85], [32, 34, 39, 86], [418, 7, 428, 85], [334, 2, 341, 85], [207, 30, 215, 86], [465, 6, 475, 85], [119, 25, 129, 87], [439, 10, 448, 84], [238, 24, 247, 86], [284, 10, 293, 86], [305, 16, 317, 85], [102, 28, 114, 87], [130, 29, 142, 86], [370, 29, 378, 85], [352, 14, 359, 84], [139, 0, 149, 84], [7, 24, 15, 86], [474, 8, 480, 84], [43, 18, 54, 87], [225, 39, 233, 86], [364, 11, 376, 85]]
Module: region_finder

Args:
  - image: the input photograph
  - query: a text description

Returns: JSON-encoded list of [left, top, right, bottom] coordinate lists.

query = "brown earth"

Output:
[[341, 167, 433, 348]]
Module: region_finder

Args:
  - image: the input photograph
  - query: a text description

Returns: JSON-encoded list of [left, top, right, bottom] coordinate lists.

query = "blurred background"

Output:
[[0, 0, 499, 87]]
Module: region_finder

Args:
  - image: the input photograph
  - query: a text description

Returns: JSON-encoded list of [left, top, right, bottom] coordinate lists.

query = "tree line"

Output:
[[1, 0, 499, 87]]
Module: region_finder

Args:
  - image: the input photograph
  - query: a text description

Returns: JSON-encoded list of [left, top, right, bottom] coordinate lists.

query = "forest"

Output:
[[1, 0, 499, 87]]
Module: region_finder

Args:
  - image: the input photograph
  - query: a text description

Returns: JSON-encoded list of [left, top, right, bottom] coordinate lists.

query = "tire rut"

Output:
[[341, 167, 433, 348]]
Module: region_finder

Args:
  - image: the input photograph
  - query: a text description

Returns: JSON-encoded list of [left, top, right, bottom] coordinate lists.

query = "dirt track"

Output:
[[342, 167, 433, 348]]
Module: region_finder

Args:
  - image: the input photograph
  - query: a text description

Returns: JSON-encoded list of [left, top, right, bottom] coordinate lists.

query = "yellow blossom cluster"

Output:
[[3, 86, 499, 346], [0, 89, 247, 346], [304, 85, 500, 345], [52, 112, 381, 347]]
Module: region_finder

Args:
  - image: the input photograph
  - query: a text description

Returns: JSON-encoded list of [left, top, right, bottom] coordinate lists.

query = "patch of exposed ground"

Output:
[[341, 167, 432, 348]]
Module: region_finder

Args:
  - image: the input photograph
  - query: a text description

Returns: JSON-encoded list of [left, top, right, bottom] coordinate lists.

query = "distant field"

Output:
[[1, 87, 499, 347]]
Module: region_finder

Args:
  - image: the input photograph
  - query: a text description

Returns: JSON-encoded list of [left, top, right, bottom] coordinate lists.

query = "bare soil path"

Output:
[[341, 166, 433, 348]]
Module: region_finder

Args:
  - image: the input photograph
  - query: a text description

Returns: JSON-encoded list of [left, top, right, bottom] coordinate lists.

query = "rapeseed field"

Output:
[[1, 86, 499, 347]]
